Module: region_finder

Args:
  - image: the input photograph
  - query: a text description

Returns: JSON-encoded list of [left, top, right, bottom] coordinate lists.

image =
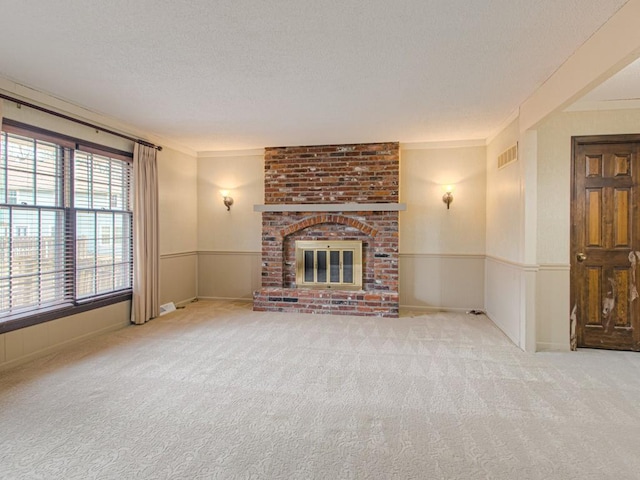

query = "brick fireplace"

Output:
[[253, 142, 402, 317]]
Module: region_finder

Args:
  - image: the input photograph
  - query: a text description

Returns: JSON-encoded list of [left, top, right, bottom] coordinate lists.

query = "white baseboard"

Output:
[[175, 296, 198, 307], [536, 342, 571, 352], [196, 296, 254, 302], [195, 299, 483, 314], [400, 304, 481, 314]]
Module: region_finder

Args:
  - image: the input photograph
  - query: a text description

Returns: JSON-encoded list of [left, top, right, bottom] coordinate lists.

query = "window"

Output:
[[73, 150, 132, 299], [0, 124, 133, 326]]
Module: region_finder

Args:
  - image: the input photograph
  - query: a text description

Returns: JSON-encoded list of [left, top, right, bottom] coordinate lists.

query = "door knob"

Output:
[[577, 253, 587, 262]]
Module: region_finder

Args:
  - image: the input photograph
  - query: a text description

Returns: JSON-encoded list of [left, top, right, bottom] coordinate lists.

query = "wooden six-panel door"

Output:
[[571, 136, 640, 351]]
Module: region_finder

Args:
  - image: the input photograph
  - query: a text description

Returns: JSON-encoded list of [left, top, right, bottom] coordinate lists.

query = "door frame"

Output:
[[571, 133, 640, 351]]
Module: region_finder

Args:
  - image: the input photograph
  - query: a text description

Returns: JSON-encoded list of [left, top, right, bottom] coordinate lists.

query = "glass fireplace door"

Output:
[[296, 240, 362, 290]]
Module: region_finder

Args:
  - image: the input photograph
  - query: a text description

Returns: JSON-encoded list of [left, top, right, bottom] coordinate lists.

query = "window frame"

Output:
[[0, 120, 133, 334]]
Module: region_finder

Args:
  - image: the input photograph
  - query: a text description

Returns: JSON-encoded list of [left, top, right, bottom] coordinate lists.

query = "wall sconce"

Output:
[[221, 190, 234, 211], [442, 185, 454, 209]]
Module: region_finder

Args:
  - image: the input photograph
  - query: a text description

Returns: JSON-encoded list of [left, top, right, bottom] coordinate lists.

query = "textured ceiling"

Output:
[[0, 0, 631, 151]]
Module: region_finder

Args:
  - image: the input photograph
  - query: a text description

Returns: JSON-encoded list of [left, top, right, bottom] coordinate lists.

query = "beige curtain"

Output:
[[131, 143, 160, 324]]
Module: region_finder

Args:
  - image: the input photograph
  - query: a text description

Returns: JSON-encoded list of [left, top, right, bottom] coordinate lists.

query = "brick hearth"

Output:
[[253, 142, 400, 317]]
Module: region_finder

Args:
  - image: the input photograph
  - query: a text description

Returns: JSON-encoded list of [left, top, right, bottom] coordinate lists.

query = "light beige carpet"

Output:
[[1, 300, 639, 479]]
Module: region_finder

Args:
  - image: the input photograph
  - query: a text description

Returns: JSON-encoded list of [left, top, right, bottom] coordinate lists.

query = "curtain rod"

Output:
[[0, 92, 162, 151]]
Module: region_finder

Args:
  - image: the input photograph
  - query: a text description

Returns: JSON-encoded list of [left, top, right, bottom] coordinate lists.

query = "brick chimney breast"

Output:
[[254, 142, 400, 317]]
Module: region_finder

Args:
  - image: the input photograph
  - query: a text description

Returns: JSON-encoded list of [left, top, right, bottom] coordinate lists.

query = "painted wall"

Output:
[[158, 147, 198, 305], [485, 119, 521, 262], [197, 153, 264, 299], [400, 146, 486, 255], [399, 145, 486, 310], [0, 301, 130, 371], [197, 153, 264, 252], [158, 148, 198, 256], [535, 107, 640, 350], [484, 118, 528, 348]]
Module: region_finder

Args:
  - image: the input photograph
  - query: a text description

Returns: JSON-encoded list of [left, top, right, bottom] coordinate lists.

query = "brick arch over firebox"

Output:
[[279, 214, 378, 239]]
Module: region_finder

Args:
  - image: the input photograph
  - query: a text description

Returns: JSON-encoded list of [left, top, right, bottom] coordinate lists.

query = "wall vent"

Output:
[[498, 144, 518, 169], [159, 302, 176, 316]]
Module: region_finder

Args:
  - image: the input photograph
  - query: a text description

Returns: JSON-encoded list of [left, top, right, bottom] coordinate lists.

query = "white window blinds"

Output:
[[0, 128, 132, 319]]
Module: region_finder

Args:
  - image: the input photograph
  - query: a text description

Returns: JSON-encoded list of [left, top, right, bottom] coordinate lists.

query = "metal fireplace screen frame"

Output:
[[295, 240, 362, 290]]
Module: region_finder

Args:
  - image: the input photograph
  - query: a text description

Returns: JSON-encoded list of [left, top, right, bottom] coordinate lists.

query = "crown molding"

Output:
[[198, 148, 265, 158], [401, 139, 486, 150]]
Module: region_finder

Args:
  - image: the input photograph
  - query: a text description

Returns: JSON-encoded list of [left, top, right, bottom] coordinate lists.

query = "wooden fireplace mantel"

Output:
[[253, 203, 406, 213]]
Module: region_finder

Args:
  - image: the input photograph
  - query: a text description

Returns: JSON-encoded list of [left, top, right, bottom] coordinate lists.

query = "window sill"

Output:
[[0, 291, 132, 335]]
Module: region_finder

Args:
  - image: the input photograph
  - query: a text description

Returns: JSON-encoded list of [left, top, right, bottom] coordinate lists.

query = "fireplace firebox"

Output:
[[295, 240, 362, 290]]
